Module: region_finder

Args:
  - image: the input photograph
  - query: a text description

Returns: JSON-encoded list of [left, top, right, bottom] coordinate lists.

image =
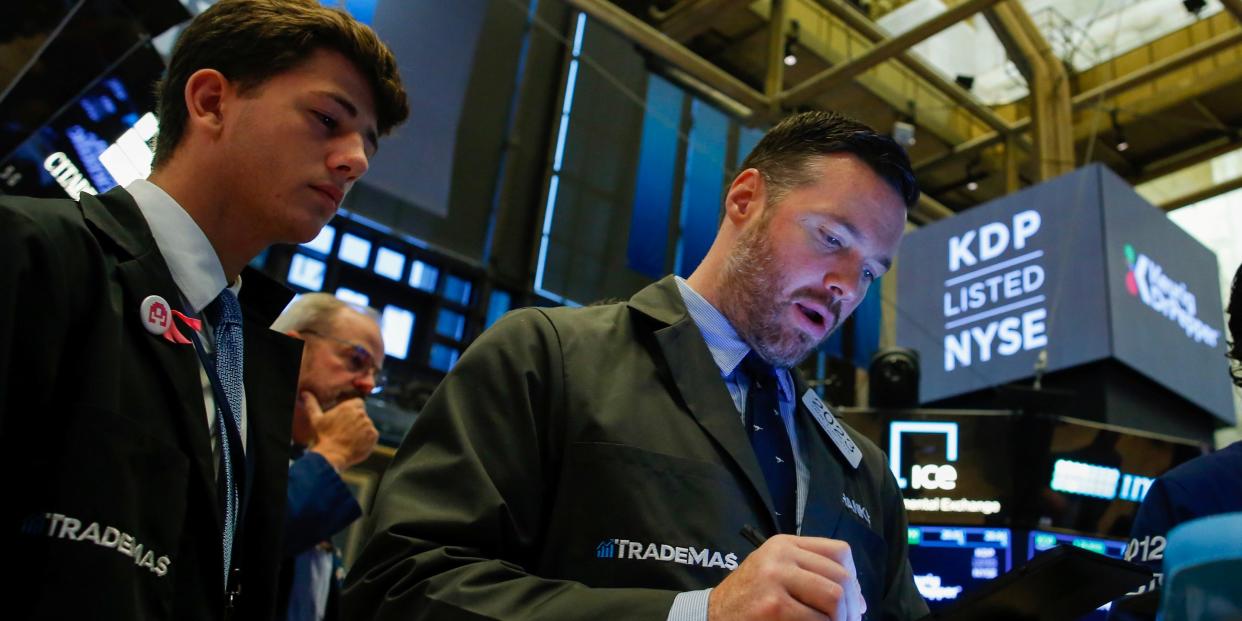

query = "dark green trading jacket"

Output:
[[344, 276, 929, 621]]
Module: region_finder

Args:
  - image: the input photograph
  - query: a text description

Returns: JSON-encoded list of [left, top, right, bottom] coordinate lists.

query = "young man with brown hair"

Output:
[[345, 111, 928, 621], [0, 1, 407, 619]]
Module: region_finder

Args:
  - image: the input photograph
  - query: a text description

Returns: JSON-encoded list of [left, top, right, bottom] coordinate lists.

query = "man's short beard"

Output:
[[717, 213, 822, 368]]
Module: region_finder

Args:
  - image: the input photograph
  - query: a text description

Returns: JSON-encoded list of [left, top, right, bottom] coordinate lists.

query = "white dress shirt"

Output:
[[127, 179, 248, 467]]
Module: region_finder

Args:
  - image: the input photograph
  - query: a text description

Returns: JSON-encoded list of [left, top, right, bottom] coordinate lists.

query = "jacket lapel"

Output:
[[81, 188, 222, 531], [633, 277, 780, 533], [791, 375, 848, 539]]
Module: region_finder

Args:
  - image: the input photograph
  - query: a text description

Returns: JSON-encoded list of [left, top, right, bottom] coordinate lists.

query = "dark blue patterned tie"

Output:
[[205, 289, 244, 587], [742, 352, 797, 534]]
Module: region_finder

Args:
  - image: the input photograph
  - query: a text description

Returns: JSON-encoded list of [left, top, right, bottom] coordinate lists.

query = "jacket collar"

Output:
[[630, 277, 783, 533], [80, 186, 159, 261], [628, 276, 852, 537]]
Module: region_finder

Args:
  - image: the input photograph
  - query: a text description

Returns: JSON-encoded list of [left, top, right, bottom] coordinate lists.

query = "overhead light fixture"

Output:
[[783, 42, 797, 66], [1111, 109, 1130, 153], [784, 20, 800, 67], [965, 158, 981, 192]]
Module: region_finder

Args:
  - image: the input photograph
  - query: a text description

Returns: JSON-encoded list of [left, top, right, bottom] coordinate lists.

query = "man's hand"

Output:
[[708, 535, 865, 621], [303, 392, 379, 471]]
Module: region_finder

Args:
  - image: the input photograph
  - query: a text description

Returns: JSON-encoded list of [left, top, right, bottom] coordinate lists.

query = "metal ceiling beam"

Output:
[[812, 0, 1018, 137], [1067, 28, 1242, 118], [914, 131, 1007, 173], [1135, 135, 1242, 184], [1221, 0, 1242, 23], [985, 0, 1074, 180], [765, 0, 791, 102], [653, 0, 754, 42], [915, 27, 1242, 173], [781, 0, 1004, 108], [564, 0, 770, 113], [1158, 173, 1242, 211], [913, 193, 955, 222]]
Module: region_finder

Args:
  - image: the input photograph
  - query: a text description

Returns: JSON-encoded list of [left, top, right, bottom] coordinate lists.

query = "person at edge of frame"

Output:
[[1108, 261, 1242, 621], [0, 1, 408, 618]]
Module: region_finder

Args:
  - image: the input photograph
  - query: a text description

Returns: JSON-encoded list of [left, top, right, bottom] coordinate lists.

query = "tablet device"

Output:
[[917, 545, 1153, 621], [1110, 589, 1159, 616]]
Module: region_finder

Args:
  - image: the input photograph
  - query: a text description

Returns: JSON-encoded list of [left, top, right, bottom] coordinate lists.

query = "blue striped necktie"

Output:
[[205, 289, 245, 588], [742, 352, 797, 534]]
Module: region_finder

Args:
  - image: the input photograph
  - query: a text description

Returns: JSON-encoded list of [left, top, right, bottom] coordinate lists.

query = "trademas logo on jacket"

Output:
[[596, 538, 739, 570]]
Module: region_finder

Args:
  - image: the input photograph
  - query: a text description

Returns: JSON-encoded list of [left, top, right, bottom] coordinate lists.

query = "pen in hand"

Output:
[[738, 524, 868, 621], [740, 524, 767, 548]]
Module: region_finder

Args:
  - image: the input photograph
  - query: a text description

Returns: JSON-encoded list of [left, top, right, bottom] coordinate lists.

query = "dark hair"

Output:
[[1229, 263, 1241, 387], [739, 110, 919, 208], [152, 0, 409, 168]]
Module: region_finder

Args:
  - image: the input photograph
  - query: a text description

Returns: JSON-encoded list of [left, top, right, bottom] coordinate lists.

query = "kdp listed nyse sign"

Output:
[[899, 165, 1230, 417], [941, 210, 1048, 372]]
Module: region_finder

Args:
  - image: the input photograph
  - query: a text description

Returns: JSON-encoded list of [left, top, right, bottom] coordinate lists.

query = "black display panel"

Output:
[[896, 167, 1111, 403], [837, 408, 1202, 535], [1036, 418, 1202, 537], [907, 525, 1013, 611], [1099, 170, 1233, 423], [854, 412, 1014, 526], [896, 165, 1231, 423]]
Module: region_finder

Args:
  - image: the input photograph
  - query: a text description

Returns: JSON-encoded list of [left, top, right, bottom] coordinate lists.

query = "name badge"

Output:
[[802, 389, 862, 469]]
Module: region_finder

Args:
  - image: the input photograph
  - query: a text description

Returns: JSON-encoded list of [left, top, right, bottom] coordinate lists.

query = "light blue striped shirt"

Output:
[[667, 277, 811, 621]]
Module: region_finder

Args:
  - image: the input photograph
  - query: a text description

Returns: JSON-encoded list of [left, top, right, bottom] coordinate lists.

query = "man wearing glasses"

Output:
[[272, 293, 383, 621]]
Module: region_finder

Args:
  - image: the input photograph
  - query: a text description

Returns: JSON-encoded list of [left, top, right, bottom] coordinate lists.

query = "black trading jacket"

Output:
[[0, 188, 303, 620]]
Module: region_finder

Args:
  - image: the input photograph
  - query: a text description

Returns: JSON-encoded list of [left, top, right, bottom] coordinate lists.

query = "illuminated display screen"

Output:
[[375, 247, 406, 281], [1, 46, 164, 200], [1049, 459, 1155, 503], [380, 305, 415, 360], [1037, 423, 1199, 537], [301, 225, 336, 255], [335, 287, 370, 308], [409, 260, 439, 292], [1027, 531, 1127, 621], [288, 254, 326, 291], [896, 164, 1232, 423], [1, 77, 161, 198], [1027, 530, 1126, 559], [907, 525, 1012, 610], [879, 415, 1013, 523], [339, 233, 372, 268]]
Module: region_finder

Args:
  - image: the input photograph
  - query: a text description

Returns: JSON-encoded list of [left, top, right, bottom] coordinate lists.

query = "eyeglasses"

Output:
[[302, 330, 387, 390]]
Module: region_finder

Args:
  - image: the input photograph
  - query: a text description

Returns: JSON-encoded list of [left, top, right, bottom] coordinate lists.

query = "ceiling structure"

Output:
[[561, 0, 1242, 223]]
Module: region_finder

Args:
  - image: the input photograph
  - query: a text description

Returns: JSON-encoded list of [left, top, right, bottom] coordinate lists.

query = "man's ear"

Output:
[[183, 68, 231, 140], [723, 168, 765, 226]]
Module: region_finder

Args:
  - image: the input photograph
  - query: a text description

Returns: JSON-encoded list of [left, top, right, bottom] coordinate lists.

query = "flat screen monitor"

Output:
[[907, 525, 1013, 611], [1036, 419, 1202, 537]]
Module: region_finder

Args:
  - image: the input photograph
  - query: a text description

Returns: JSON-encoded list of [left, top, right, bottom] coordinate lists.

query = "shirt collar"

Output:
[[127, 179, 232, 313], [674, 276, 751, 377], [674, 276, 796, 400]]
